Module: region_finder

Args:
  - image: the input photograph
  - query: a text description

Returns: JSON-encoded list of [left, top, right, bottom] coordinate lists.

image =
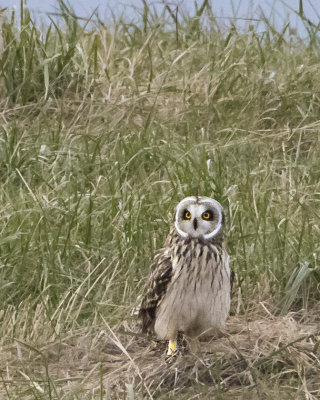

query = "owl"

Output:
[[139, 196, 231, 356]]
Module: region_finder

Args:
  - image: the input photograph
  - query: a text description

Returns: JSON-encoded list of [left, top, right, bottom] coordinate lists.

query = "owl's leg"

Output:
[[167, 339, 177, 356]]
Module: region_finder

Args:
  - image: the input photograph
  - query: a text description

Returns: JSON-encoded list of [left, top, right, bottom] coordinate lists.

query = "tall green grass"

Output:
[[0, 0, 319, 388]]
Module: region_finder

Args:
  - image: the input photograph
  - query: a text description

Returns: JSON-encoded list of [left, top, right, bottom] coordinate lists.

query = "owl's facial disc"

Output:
[[175, 196, 223, 239]]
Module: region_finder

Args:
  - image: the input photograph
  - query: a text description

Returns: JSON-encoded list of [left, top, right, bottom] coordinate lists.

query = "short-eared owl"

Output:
[[139, 196, 231, 356]]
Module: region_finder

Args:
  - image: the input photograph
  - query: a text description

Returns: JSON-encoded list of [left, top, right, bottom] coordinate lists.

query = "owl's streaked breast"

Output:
[[154, 239, 230, 340]]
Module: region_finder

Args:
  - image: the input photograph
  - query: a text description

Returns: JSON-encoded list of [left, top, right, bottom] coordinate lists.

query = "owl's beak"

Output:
[[193, 218, 198, 230]]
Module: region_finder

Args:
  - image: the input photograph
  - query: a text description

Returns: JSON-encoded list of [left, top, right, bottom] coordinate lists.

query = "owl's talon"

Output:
[[165, 341, 179, 362], [167, 339, 177, 356]]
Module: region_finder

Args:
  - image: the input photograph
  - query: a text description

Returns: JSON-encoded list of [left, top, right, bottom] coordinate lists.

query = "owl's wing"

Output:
[[139, 248, 172, 333], [230, 269, 235, 291]]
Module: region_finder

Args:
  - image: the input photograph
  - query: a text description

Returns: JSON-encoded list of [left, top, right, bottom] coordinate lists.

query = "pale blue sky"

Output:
[[1, 0, 319, 36]]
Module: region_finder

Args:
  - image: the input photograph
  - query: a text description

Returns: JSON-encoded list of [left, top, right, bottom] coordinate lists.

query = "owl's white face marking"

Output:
[[174, 196, 224, 240]]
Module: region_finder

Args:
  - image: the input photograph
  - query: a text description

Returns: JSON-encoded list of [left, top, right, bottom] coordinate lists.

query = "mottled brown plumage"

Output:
[[139, 248, 172, 333]]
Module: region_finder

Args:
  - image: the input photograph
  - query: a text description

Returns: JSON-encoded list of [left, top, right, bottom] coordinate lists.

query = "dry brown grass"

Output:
[[2, 305, 320, 399]]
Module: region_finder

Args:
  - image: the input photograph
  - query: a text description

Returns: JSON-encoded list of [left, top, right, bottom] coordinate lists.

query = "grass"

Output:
[[0, 0, 320, 398]]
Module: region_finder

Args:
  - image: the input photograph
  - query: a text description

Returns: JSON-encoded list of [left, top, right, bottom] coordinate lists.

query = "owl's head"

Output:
[[174, 196, 225, 240]]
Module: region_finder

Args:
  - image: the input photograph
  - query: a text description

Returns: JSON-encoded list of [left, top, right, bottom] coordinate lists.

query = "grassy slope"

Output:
[[0, 1, 320, 398]]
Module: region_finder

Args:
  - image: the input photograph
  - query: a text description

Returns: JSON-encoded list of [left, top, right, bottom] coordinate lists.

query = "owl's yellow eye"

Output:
[[202, 211, 213, 220], [183, 209, 192, 220]]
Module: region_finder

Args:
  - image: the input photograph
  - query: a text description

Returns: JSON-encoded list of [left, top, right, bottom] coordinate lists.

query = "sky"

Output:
[[1, 0, 319, 37]]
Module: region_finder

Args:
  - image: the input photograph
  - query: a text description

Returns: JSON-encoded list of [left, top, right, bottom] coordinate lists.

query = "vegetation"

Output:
[[0, 0, 319, 398]]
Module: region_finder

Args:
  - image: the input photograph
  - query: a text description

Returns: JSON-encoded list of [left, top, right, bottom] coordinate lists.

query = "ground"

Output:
[[2, 304, 320, 399]]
